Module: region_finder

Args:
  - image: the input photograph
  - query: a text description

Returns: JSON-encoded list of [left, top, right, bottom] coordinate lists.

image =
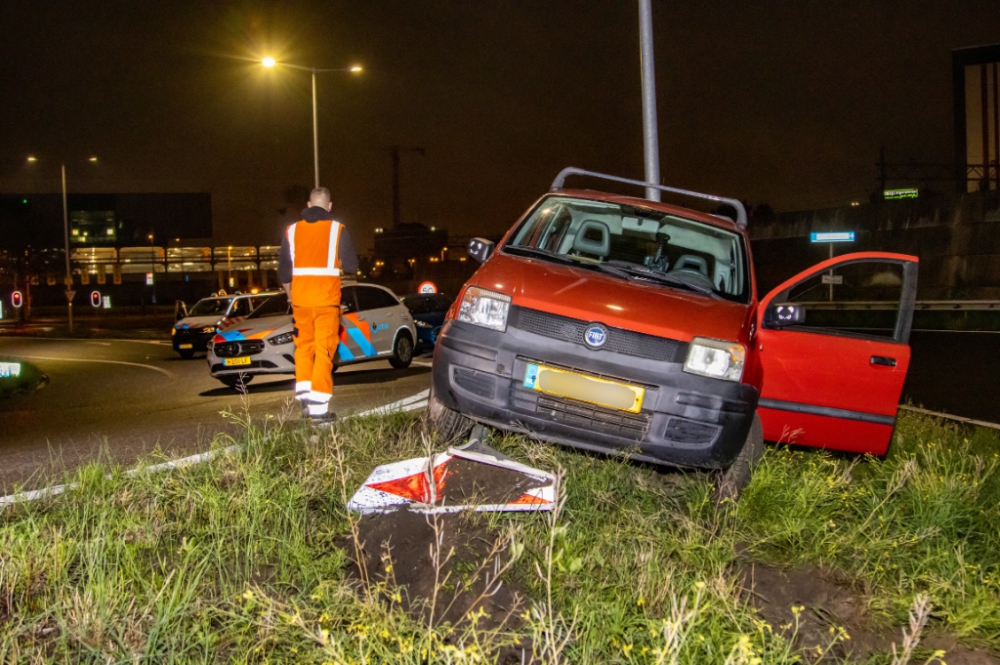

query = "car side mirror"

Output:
[[765, 303, 806, 328], [468, 237, 495, 264]]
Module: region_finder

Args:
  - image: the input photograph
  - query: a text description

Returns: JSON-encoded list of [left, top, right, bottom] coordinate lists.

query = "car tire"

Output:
[[427, 385, 474, 443], [715, 412, 763, 503], [389, 333, 414, 369], [219, 373, 254, 393], [178, 349, 195, 360]]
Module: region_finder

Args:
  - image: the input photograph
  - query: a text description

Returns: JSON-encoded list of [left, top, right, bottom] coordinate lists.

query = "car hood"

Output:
[[214, 314, 293, 343], [472, 254, 752, 343], [176, 315, 226, 330]]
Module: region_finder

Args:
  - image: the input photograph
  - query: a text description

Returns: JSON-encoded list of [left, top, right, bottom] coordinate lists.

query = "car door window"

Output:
[[771, 261, 910, 343], [340, 286, 359, 313], [229, 298, 250, 317], [356, 286, 398, 311]]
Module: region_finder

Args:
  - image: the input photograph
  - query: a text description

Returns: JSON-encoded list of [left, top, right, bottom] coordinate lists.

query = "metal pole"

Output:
[[638, 0, 661, 202], [312, 68, 320, 189], [61, 163, 73, 333]]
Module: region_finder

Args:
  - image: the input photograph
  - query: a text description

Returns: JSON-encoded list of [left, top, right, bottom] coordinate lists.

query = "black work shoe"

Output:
[[309, 411, 338, 425]]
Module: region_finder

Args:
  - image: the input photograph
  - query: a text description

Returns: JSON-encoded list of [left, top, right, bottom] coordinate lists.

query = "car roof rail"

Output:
[[549, 167, 747, 229]]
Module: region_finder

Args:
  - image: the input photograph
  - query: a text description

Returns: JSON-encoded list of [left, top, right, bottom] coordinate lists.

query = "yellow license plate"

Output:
[[523, 363, 644, 413], [179, 343, 193, 349], [224, 357, 252, 367]]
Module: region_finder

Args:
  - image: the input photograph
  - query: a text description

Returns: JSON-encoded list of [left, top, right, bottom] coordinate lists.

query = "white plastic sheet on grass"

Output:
[[347, 440, 555, 514]]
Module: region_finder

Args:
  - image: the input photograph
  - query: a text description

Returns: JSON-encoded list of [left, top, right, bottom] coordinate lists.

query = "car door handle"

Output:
[[870, 355, 897, 367]]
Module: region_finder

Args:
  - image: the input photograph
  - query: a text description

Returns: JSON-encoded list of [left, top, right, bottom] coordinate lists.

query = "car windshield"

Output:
[[504, 196, 750, 302], [247, 292, 290, 319], [188, 298, 232, 316]]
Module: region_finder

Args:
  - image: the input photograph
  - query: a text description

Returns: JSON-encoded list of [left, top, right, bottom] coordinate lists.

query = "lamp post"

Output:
[[261, 58, 362, 189], [27, 155, 98, 333]]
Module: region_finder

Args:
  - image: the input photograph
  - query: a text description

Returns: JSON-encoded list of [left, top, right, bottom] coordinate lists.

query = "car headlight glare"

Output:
[[683, 337, 745, 382], [457, 286, 510, 332], [414, 319, 432, 328], [268, 332, 294, 345]]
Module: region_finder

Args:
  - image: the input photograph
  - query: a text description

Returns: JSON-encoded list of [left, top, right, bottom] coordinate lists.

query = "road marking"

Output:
[[353, 389, 429, 418], [412, 358, 434, 367], [15, 355, 175, 379], [0, 337, 172, 345], [86, 341, 112, 346], [898, 404, 1000, 431]]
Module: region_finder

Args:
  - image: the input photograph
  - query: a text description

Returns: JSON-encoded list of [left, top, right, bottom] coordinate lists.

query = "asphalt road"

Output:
[[0, 337, 432, 493]]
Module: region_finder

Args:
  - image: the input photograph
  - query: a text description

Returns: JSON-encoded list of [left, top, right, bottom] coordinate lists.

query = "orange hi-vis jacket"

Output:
[[285, 219, 346, 307]]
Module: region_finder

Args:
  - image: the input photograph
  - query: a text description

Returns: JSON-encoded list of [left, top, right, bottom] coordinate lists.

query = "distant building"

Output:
[[953, 44, 1000, 192], [0, 193, 212, 250]]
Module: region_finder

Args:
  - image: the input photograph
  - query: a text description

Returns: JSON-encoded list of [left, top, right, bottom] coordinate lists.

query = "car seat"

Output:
[[571, 220, 611, 260], [673, 254, 709, 277]]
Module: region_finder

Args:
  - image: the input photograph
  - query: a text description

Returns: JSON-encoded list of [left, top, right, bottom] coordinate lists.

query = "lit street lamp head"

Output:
[[262, 57, 276, 68], [350, 65, 363, 73], [26, 156, 37, 162], [89, 157, 98, 162]]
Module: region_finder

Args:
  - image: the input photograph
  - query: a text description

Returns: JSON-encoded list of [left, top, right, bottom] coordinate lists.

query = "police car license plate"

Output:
[[179, 344, 193, 349], [224, 357, 252, 367], [523, 363, 644, 413]]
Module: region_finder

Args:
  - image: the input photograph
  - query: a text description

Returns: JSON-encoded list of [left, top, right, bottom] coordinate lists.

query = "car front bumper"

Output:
[[208, 344, 295, 378], [431, 318, 759, 470], [173, 330, 213, 352]]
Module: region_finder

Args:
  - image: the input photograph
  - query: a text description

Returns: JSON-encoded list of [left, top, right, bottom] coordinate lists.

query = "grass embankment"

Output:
[[1, 409, 998, 663], [0, 362, 45, 400]]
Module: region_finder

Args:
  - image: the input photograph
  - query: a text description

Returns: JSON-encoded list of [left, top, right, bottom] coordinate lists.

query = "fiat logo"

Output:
[[584, 325, 607, 349]]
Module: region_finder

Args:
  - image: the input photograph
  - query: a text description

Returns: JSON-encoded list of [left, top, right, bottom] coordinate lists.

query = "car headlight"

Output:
[[457, 286, 511, 332], [683, 337, 745, 382], [171, 327, 176, 336], [414, 319, 432, 328], [268, 332, 294, 345], [202, 326, 215, 333]]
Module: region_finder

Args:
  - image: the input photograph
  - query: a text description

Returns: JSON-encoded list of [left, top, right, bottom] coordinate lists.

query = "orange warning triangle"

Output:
[[368, 461, 450, 503]]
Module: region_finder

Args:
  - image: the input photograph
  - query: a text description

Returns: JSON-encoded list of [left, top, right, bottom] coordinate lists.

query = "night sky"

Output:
[[2, 1, 999, 251]]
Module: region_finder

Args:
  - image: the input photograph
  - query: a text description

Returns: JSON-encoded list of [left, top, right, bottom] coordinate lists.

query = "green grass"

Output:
[[1, 407, 998, 663], [0, 362, 44, 400]]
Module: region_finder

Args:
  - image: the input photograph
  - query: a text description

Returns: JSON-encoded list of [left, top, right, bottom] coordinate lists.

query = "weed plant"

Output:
[[0, 405, 997, 663]]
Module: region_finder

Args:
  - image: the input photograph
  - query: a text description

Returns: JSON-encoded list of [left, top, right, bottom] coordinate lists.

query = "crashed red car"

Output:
[[429, 168, 918, 495]]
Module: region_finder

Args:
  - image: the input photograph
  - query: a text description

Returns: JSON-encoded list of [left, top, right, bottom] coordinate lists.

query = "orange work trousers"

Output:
[[292, 305, 340, 402]]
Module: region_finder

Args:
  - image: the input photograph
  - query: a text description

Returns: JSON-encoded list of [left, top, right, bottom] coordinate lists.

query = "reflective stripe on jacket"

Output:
[[286, 220, 344, 307]]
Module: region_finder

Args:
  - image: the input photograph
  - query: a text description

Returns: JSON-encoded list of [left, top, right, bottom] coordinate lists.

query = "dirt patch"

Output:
[[435, 456, 549, 505], [342, 509, 526, 631], [739, 562, 1000, 664]]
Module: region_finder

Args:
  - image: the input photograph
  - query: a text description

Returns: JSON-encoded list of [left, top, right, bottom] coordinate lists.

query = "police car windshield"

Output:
[[247, 293, 290, 319], [505, 196, 750, 303], [188, 298, 232, 316]]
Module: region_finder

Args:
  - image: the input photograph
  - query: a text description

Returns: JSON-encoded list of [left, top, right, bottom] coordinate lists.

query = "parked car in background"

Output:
[[401, 293, 454, 351], [429, 167, 919, 499], [172, 292, 266, 359], [207, 283, 418, 391]]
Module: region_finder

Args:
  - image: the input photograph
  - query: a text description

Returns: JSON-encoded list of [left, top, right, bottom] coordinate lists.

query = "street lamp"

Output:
[[260, 57, 362, 189], [26, 155, 98, 333]]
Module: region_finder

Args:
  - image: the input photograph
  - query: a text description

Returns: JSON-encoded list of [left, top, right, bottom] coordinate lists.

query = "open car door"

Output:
[[756, 252, 918, 455]]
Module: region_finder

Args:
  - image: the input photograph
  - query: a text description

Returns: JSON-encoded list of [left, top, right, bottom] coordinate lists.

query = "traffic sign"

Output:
[[810, 231, 855, 242], [145, 272, 154, 286], [821, 274, 844, 285], [418, 281, 438, 294], [102, 295, 111, 309], [65, 290, 76, 303]]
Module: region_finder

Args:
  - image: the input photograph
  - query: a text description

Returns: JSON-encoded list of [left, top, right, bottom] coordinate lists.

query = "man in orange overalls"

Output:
[[278, 187, 358, 422]]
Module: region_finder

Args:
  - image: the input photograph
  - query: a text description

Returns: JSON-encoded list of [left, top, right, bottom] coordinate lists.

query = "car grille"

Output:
[[510, 386, 651, 441], [454, 367, 497, 399], [511, 307, 685, 362], [213, 340, 266, 357]]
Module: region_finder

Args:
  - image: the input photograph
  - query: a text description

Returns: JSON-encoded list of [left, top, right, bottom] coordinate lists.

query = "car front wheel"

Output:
[[714, 412, 763, 503], [389, 333, 413, 369], [426, 384, 474, 443]]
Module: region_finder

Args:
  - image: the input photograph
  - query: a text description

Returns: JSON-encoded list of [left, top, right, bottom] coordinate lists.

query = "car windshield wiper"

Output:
[[602, 261, 720, 297], [503, 245, 596, 268]]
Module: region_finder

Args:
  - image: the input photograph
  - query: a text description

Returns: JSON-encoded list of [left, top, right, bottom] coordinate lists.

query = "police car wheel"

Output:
[[389, 334, 414, 369], [178, 349, 195, 360], [714, 412, 763, 504], [219, 373, 254, 393]]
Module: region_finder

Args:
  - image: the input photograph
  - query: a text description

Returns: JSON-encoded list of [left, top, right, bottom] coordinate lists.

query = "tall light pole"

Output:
[[28, 155, 98, 333], [638, 0, 661, 202], [261, 58, 362, 189]]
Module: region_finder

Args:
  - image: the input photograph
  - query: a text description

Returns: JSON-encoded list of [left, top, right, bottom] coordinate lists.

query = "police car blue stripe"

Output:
[[347, 327, 378, 357]]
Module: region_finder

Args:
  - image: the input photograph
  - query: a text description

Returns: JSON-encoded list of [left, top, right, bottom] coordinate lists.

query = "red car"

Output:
[[428, 168, 917, 496]]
